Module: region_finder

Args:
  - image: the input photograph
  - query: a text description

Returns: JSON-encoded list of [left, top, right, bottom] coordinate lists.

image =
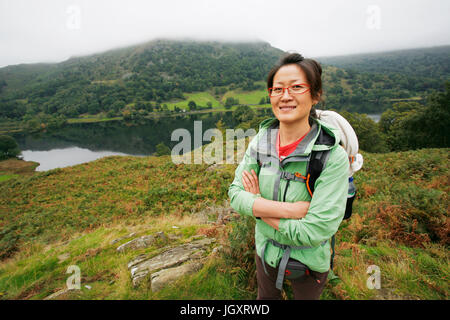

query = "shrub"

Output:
[[0, 135, 21, 160], [223, 215, 256, 291], [155, 142, 171, 156]]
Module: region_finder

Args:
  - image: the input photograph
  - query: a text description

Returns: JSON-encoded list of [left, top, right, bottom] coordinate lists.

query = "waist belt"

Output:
[[260, 238, 328, 290]]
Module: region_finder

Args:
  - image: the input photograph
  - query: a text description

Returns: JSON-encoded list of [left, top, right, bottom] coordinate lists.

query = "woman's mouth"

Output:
[[279, 106, 296, 111]]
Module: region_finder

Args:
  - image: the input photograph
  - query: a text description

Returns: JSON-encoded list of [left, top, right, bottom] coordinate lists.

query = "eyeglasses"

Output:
[[268, 83, 310, 97]]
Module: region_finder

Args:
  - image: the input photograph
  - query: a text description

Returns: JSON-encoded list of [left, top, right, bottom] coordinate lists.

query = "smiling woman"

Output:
[[267, 54, 323, 129], [228, 53, 349, 300]]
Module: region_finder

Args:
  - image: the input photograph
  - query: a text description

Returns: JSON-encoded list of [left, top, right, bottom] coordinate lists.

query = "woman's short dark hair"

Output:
[[267, 53, 323, 124]]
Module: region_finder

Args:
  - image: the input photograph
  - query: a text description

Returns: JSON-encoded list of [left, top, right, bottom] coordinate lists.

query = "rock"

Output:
[[206, 163, 224, 171], [110, 232, 136, 245], [151, 261, 203, 292], [211, 245, 223, 255], [57, 253, 70, 264], [191, 202, 235, 225], [116, 232, 167, 252], [190, 235, 207, 241], [128, 238, 215, 287], [216, 207, 235, 225], [44, 288, 75, 300]]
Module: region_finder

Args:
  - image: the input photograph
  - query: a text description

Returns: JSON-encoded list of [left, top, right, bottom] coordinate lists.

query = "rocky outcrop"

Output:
[[110, 232, 136, 245], [44, 288, 73, 300], [116, 231, 168, 252], [150, 261, 203, 292], [128, 237, 215, 289]]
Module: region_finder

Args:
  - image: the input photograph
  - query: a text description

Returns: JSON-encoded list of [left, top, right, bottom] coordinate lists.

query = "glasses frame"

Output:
[[268, 83, 311, 97]]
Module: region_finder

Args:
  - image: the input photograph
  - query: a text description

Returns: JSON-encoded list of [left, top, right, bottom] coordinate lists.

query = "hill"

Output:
[[0, 144, 448, 300], [316, 45, 450, 112], [0, 40, 283, 119], [317, 45, 450, 80], [1, 41, 449, 123]]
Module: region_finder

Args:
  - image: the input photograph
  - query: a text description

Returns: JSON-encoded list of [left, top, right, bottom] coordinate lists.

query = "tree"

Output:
[[379, 82, 450, 151], [215, 119, 226, 137], [87, 100, 101, 114], [155, 142, 171, 156], [338, 110, 389, 153], [188, 100, 197, 111], [379, 102, 426, 151], [0, 135, 21, 160], [25, 119, 41, 133], [106, 109, 116, 118], [422, 82, 450, 148], [225, 97, 238, 109], [112, 100, 126, 113], [232, 105, 255, 124]]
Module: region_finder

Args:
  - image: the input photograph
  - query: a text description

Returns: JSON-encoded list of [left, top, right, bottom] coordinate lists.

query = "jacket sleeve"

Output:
[[228, 141, 261, 218], [277, 145, 349, 247]]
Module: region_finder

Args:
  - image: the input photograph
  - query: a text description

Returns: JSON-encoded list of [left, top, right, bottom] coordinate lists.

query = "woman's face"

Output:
[[270, 64, 318, 126]]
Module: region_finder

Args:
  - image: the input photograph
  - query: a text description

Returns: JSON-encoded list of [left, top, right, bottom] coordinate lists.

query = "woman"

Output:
[[228, 53, 349, 300]]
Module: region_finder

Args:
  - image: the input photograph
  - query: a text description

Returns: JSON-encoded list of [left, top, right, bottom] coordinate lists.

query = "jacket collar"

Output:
[[255, 118, 318, 156], [254, 117, 338, 164]]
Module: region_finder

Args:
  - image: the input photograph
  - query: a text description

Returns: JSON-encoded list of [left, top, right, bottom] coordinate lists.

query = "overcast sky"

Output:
[[0, 0, 449, 68]]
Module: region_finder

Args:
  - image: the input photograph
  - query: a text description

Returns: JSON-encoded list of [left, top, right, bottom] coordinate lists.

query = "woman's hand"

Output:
[[242, 169, 260, 195]]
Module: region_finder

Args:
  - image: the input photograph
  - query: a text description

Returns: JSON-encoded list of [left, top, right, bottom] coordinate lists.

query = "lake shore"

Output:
[[0, 158, 40, 175]]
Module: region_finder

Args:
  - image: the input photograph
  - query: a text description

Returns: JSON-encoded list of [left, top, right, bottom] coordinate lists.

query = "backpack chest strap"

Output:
[[272, 170, 308, 201], [280, 171, 308, 182]]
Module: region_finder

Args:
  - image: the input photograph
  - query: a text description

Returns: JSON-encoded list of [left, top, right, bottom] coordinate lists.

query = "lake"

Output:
[[14, 112, 237, 171], [20, 147, 133, 172], [367, 114, 381, 122], [14, 111, 381, 171]]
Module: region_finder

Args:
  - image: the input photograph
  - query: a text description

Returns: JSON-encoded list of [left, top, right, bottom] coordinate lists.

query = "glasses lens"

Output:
[[270, 88, 283, 96], [289, 85, 308, 94]]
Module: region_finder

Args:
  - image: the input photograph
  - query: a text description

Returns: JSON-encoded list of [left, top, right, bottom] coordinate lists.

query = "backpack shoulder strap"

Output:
[[306, 126, 334, 196], [306, 149, 330, 197]]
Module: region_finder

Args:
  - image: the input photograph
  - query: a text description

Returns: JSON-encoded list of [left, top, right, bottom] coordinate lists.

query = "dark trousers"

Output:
[[255, 253, 329, 300]]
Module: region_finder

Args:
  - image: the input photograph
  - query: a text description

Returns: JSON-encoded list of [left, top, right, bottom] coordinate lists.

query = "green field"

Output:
[[166, 85, 269, 110], [165, 91, 222, 110], [222, 82, 269, 105], [0, 173, 19, 182]]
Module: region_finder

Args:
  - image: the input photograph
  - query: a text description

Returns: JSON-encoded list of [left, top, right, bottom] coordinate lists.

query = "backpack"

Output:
[[312, 110, 363, 269]]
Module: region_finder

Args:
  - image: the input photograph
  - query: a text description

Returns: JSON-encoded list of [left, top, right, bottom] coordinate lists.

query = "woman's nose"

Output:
[[281, 88, 293, 100]]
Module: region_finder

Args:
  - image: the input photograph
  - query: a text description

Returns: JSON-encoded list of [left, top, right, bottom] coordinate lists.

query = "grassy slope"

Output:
[[0, 147, 448, 300], [165, 92, 222, 110]]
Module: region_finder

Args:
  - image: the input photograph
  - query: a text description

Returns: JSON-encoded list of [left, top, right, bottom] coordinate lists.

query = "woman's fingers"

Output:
[[245, 171, 255, 189], [243, 171, 254, 192], [242, 170, 257, 193], [243, 171, 254, 191], [251, 169, 260, 193], [242, 172, 250, 191]]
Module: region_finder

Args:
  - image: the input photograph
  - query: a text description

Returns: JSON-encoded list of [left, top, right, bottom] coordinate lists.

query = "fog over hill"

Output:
[[0, 39, 448, 121]]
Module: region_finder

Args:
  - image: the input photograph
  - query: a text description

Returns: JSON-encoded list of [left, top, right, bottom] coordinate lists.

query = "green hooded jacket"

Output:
[[228, 117, 349, 272]]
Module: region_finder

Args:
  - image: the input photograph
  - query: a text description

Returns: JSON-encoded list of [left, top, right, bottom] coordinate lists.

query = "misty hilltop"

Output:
[[0, 39, 449, 121], [0, 39, 283, 98]]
